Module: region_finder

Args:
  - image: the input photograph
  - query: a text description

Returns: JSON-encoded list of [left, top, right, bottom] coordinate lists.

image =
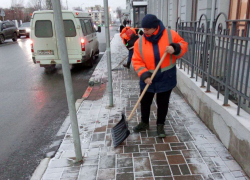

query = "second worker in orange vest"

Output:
[[132, 14, 188, 137]]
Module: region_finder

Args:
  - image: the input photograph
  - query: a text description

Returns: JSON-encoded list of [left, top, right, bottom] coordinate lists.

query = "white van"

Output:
[[30, 10, 101, 70]]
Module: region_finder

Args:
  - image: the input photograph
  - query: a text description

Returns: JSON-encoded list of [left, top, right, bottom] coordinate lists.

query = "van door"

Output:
[[33, 13, 59, 61], [83, 19, 94, 59], [89, 19, 98, 53], [62, 13, 80, 61]]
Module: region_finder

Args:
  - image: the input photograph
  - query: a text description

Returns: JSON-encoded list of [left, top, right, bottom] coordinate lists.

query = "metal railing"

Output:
[[176, 13, 250, 115]]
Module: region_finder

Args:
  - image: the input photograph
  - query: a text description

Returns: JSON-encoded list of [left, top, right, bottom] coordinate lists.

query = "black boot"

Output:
[[123, 62, 131, 69], [157, 124, 166, 138]]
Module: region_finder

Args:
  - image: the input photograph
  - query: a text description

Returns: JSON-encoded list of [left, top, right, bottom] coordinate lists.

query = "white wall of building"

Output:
[[145, 0, 231, 30]]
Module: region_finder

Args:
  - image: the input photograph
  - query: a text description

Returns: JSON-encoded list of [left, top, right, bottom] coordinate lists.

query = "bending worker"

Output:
[[120, 26, 143, 69], [132, 14, 188, 137]]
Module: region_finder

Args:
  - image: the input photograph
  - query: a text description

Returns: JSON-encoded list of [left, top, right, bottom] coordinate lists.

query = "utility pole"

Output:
[[104, 0, 114, 107], [51, 0, 83, 162]]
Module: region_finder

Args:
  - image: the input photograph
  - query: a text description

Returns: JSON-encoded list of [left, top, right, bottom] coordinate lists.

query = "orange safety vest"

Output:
[[120, 27, 137, 45], [132, 29, 188, 77], [132, 28, 188, 92]]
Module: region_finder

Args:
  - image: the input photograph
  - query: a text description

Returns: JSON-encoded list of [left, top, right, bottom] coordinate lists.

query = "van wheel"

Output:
[[85, 55, 94, 67], [12, 33, 17, 42], [44, 65, 56, 72], [0, 35, 4, 44], [95, 49, 99, 59]]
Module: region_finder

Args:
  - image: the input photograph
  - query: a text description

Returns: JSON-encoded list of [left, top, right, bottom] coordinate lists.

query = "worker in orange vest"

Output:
[[132, 14, 188, 137], [120, 26, 143, 69]]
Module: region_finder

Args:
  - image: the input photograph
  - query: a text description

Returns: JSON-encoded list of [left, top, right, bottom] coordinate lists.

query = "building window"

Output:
[[229, 0, 250, 35]]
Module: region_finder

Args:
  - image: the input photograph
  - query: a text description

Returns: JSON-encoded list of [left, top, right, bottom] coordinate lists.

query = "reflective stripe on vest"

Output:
[[138, 29, 176, 72], [139, 36, 145, 62]]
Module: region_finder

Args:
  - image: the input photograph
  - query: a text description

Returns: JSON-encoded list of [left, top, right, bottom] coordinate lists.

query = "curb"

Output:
[[30, 158, 50, 180]]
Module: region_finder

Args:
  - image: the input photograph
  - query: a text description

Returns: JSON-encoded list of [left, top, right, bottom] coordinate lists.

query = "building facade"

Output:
[[146, 0, 250, 31], [85, 5, 111, 25]]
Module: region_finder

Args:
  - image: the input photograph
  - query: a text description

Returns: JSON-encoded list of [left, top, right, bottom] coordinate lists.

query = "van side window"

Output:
[[89, 19, 95, 33], [84, 19, 93, 35], [35, 20, 53, 37], [63, 20, 76, 37], [80, 19, 88, 36]]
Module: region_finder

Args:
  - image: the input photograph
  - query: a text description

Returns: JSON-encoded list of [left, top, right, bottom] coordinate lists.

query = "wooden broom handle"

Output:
[[128, 52, 168, 120]]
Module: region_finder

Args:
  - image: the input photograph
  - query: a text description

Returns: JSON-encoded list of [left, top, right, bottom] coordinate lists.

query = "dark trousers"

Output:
[[127, 49, 134, 65], [140, 89, 172, 125]]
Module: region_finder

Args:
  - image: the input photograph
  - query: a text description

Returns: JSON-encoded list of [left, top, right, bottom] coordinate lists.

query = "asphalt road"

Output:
[[0, 26, 118, 180]]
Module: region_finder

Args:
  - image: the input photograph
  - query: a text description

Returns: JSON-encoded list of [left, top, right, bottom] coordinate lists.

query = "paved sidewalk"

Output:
[[41, 34, 249, 180]]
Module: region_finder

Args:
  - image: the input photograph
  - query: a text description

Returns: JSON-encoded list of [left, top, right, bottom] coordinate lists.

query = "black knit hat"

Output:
[[141, 14, 159, 28]]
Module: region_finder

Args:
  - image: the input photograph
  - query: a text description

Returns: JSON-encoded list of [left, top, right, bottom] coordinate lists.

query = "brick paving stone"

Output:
[[167, 155, 186, 164], [116, 173, 134, 180], [179, 164, 191, 175], [82, 159, 99, 166], [163, 136, 179, 143], [153, 165, 171, 176], [151, 160, 169, 166], [97, 169, 115, 180], [222, 172, 236, 179], [199, 150, 217, 157], [140, 145, 155, 152], [182, 150, 202, 159], [117, 158, 133, 168], [173, 175, 203, 180], [171, 145, 187, 150], [165, 151, 182, 155], [99, 155, 115, 169], [135, 171, 153, 177], [211, 173, 224, 179], [117, 153, 132, 159], [133, 153, 149, 157], [176, 133, 194, 142], [170, 165, 181, 175], [186, 142, 196, 149], [224, 160, 243, 171], [155, 144, 171, 151], [172, 125, 188, 133], [127, 134, 141, 142], [108, 146, 124, 155], [92, 133, 105, 142], [124, 145, 139, 153], [232, 171, 247, 178], [134, 157, 152, 172], [117, 167, 134, 173], [186, 158, 205, 164], [78, 165, 98, 180], [156, 137, 164, 143], [142, 137, 156, 144], [136, 177, 154, 180], [150, 152, 166, 161], [188, 164, 211, 177], [155, 177, 173, 180], [94, 125, 107, 133]]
